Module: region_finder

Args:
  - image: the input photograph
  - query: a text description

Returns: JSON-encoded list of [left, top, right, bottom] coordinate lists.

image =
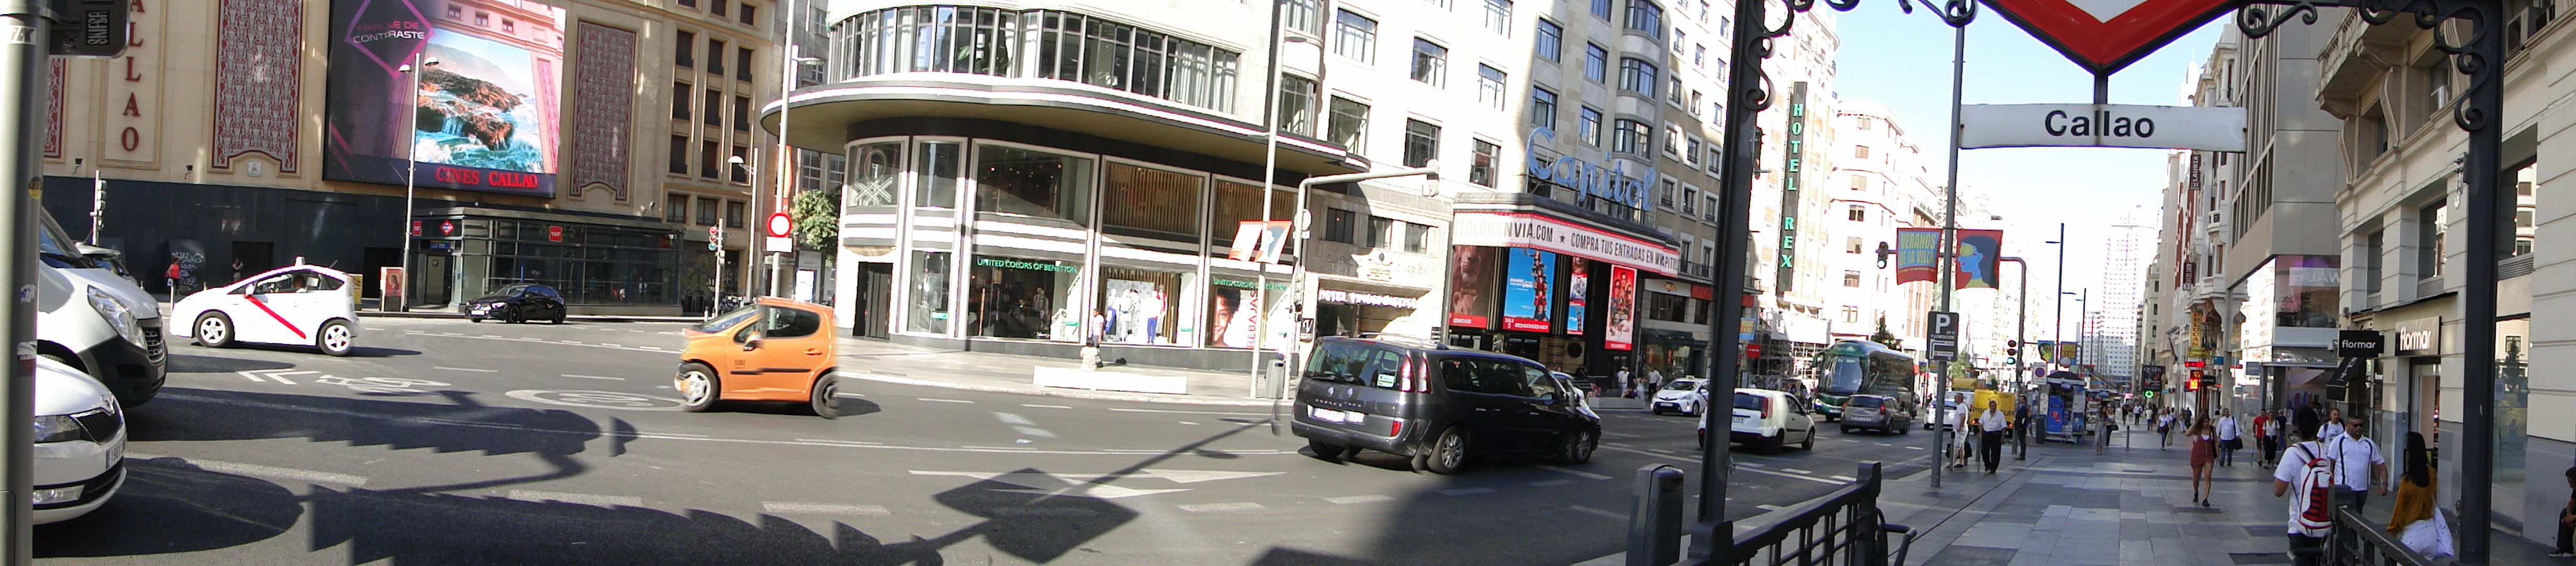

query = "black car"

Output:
[[1292, 338, 1601, 474], [466, 284, 566, 324]]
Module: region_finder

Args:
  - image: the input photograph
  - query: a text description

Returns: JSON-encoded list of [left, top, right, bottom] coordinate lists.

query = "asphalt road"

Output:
[[33, 318, 1936, 565]]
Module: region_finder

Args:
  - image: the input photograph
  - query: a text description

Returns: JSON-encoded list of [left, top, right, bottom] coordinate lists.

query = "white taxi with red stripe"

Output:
[[169, 265, 361, 356]]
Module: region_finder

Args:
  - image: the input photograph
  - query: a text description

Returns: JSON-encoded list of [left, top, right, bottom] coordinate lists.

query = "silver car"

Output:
[[1838, 394, 1913, 434], [33, 357, 126, 524]]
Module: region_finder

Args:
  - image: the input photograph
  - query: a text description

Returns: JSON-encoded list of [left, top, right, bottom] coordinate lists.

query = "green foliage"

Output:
[[1870, 315, 1899, 349], [790, 186, 839, 248]]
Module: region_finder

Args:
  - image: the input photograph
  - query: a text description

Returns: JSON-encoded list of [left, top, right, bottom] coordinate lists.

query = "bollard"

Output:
[[1628, 464, 1686, 566]]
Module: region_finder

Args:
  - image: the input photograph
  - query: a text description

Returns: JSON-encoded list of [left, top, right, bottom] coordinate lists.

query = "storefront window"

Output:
[[975, 145, 1093, 225], [969, 255, 1083, 341], [1101, 266, 1195, 345], [846, 142, 903, 208], [1207, 277, 1283, 348], [916, 141, 962, 209], [907, 251, 952, 334], [2495, 317, 2530, 527], [1208, 180, 1295, 251], [479, 222, 678, 306], [1103, 163, 1205, 243]]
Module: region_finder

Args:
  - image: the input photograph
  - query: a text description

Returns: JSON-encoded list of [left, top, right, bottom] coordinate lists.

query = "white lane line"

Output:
[[239, 373, 265, 383], [1021, 404, 1074, 409], [1838, 439, 1861, 443], [835, 393, 868, 399], [1177, 502, 1266, 513], [763, 502, 890, 515], [793, 438, 884, 445], [1604, 442, 1631, 447], [1756, 504, 1784, 511], [434, 366, 499, 373], [1326, 495, 1394, 504], [600, 344, 622, 347], [561, 341, 585, 345], [1177, 421, 1200, 425], [561, 374, 627, 380], [957, 445, 1036, 451], [993, 412, 1035, 425], [1437, 487, 1496, 496], [1538, 465, 1615, 480], [1568, 505, 1626, 519], [995, 507, 1098, 517], [917, 398, 974, 404], [440, 332, 464, 336], [1011, 426, 1058, 439], [1781, 468, 1813, 475], [1873, 442, 1893, 447], [126, 453, 368, 485], [1739, 462, 1766, 467], [1528, 479, 1576, 487], [480, 335, 503, 338], [507, 489, 643, 508], [1903, 446, 1925, 450], [1105, 407, 1270, 416], [1830, 475, 1857, 482], [261, 371, 315, 385]]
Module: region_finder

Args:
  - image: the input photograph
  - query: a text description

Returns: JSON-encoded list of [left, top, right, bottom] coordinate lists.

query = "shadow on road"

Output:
[[164, 353, 296, 374], [35, 458, 302, 557]]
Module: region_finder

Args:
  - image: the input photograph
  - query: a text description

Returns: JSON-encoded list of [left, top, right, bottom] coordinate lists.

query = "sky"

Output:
[[1828, 6, 2228, 342]]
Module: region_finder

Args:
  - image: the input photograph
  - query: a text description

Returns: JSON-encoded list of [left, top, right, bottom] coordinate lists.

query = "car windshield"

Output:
[[1734, 393, 1763, 410], [34, 210, 89, 269], [1662, 380, 1698, 391], [1851, 396, 1885, 408], [1823, 359, 1864, 394], [693, 303, 761, 333]]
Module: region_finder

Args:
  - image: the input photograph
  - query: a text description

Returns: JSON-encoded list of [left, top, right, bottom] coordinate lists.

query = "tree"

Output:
[[789, 184, 839, 249], [1870, 315, 1901, 349]]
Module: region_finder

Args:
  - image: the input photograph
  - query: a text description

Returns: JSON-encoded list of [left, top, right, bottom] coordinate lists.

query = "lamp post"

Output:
[[2002, 256, 2028, 459], [395, 53, 440, 313], [728, 155, 756, 302], [2044, 223, 2066, 372], [766, 43, 825, 299], [1249, 31, 1326, 398], [1278, 165, 1439, 393]]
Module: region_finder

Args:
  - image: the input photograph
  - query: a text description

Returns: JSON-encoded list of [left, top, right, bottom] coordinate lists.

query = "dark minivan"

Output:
[[1291, 338, 1601, 474]]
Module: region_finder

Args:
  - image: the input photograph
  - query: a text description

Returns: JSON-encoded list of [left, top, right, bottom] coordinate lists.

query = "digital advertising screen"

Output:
[[1564, 257, 1590, 336], [1605, 265, 1636, 351], [324, 0, 566, 197], [1448, 246, 1497, 328], [1501, 248, 1558, 333]]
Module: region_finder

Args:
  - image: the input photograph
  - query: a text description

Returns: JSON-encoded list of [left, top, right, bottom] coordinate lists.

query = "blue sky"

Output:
[[1830, 7, 2227, 339]]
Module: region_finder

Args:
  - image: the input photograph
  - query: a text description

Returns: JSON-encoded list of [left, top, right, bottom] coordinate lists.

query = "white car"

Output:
[[33, 357, 126, 524], [1701, 388, 1816, 454], [168, 265, 361, 356], [1652, 378, 1706, 416]]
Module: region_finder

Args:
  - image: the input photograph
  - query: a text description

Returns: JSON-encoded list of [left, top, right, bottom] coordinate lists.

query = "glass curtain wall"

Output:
[[838, 6, 1239, 112], [482, 223, 679, 306], [976, 145, 1094, 225], [970, 256, 1085, 341]]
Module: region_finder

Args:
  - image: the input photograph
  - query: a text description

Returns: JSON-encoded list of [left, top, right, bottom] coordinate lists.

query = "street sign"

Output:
[[547, 225, 563, 242], [764, 212, 793, 253], [1927, 311, 1959, 361], [1983, 0, 2236, 75], [439, 220, 455, 236], [2337, 329, 2386, 357], [410, 221, 421, 237], [46, 0, 127, 58], [1958, 104, 2247, 151]]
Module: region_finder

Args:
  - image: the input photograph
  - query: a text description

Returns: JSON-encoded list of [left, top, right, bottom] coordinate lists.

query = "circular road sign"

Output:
[[766, 212, 792, 238]]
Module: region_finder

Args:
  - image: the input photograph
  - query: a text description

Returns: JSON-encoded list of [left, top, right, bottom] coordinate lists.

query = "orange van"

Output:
[[675, 297, 841, 418]]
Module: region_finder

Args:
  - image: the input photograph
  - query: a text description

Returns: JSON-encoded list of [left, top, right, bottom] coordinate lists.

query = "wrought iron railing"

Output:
[[1684, 462, 1914, 566], [2323, 505, 2450, 566]]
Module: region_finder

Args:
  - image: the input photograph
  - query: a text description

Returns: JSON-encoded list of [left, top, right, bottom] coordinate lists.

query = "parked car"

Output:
[[1839, 394, 1914, 434], [33, 357, 126, 524], [1292, 338, 1601, 475], [466, 284, 567, 324], [34, 210, 164, 407], [1651, 378, 1707, 416], [169, 265, 361, 356], [1550, 371, 1592, 409], [1699, 388, 1817, 454], [675, 298, 841, 418]]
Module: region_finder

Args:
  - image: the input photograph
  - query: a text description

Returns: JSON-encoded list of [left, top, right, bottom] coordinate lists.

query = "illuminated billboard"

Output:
[[1501, 248, 1558, 333], [324, 0, 566, 197]]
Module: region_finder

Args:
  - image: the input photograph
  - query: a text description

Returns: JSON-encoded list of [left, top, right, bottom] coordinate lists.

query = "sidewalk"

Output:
[[828, 337, 1278, 406]]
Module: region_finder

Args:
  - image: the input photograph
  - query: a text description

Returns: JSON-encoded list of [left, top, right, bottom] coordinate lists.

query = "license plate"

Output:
[[1310, 407, 1360, 424]]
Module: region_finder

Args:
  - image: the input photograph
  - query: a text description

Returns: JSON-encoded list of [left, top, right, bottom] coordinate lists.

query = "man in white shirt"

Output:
[[2330, 416, 2387, 512], [2320, 407, 2347, 441], [1979, 399, 2008, 473], [2275, 419, 2335, 564], [2216, 409, 2241, 467]]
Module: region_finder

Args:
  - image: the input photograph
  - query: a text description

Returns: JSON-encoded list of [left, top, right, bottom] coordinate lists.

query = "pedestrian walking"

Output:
[[2329, 416, 2386, 513], [2217, 409, 2241, 467], [2277, 418, 2338, 566], [2158, 410, 2174, 450], [1979, 399, 2007, 473], [2389, 432, 2452, 558], [1947, 408, 1973, 470], [2188, 419, 2218, 506], [2321, 407, 2347, 441], [2253, 410, 2277, 468]]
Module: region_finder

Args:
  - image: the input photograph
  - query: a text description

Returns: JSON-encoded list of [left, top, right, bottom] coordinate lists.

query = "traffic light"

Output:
[[2004, 357, 2018, 366]]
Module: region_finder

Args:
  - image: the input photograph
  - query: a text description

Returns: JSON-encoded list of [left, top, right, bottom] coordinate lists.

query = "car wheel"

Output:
[[1308, 438, 1344, 463], [1424, 428, 1469, 475], [1556, 430, 1597, 464], [316, 320, 355, 356], [468, 317, 484, 323], [1843, 426, 1855, 434], [1765, 432, 1787, 454], [551, 312, 566, 324], [194, 312, 235, 348], [1652, 407, 1666, 416], [677, 362, 720, 412], [809, 375, 840, 419], [1803, 429, 1818, 451]]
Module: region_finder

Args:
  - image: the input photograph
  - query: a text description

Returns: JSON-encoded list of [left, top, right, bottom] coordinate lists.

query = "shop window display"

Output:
[[907, 251, 953, 334], [975, 145, 1094, 225], [1206, 277, 1284, 348], [969, 256, 1085, 341], [1101, 266, 1195, 345]]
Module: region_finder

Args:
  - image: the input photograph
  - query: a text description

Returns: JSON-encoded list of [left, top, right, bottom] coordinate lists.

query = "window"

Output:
[[1703, 194, 1716, 220], [736, 47, 755, 82], [1625, 0, 1665, 40], [1334, 10, 1378, 63], [1568, 45, 1605, 86], [679, 0, 697, 7], [703, 88, 721, 126], [1685, 137, 1703, 165], [739, 3, 757, 26], [1535, 19, 1562, 61], [671, 82, 691, 120], [1102, 163, 1207, 242], [667, 135, 690, 174], [2507, 160, 2537, 257], [2365, 230, 2386, 295], [2419, 200, 2446, 279], [1846, 237, 1863, 253], [974, 144, 1092, 223], [1694, 44, 1706, 68], [847, 8, 1240, 112], [1403, 222, 1431, 253], [1856, 117, 1872, 130], [502, 19, 515, 32], [696, 198, 719, 225], [725, 201, 747, 228], [1530, 86, 1559, 129], [1662, 124, 1681, 155], [1618, 58, 1658, 96], [665, 194, 690, 223], [712, 0, 726, 18], [1680, 187, 1698, 214], [1579, 106, 1603, 146], [730, 146, 750, 182], [1658, 179, 1676, 206], [1854, 145, 1871, 159], [732, 95, 750, 131], [708, 38, 726, 76], [1847, 205, 1865, 221], [1669, 77, 1684, 106], [447, 6, 461, 19], [1280, 75, 1318, 136], [1484, 0, 1513, 35], [1592, 0, 1614, 19], [1328, 96, 1369, 152], [700, 141, 721, 179], [1411, 38, 1448, 86], [1850, 177, 1867, 191], [1325, 209, 1357, 243], [1843, 270, 1861, 287], [1476, 64, 1505, 108], [475, 12, 489, 27], [1367, 216, 1396, 247], [1471, 140, 1499, 187], [1402, 119, 1441, 167], [1673, 30, 1686, 55], [1611, 118, 1649, 154], [1284, 0, 1323, 35], [1842, 306, 1860, 323]]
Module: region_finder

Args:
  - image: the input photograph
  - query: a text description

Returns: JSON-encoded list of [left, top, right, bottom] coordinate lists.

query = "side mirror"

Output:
[[1540, 392, 1562, 406], [741, 332, 764, 351]]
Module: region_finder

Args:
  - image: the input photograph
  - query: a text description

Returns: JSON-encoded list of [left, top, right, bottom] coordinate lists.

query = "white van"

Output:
[[35, 210, 164, 407]]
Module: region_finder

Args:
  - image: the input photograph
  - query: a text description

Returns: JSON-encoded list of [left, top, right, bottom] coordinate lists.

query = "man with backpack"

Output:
[[2276, 418, 2338, 565]]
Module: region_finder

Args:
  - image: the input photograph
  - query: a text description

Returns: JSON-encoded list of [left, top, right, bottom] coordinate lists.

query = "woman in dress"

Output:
[[2188, 418, 2219, 507]]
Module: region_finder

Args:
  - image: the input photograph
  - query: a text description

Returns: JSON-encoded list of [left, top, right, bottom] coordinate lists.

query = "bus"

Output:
[[1807, 340, 1920, 422]]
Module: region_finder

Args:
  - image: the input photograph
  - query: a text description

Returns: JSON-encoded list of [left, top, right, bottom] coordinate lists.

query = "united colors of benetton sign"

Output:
[[1981, 0, 2236, 74]]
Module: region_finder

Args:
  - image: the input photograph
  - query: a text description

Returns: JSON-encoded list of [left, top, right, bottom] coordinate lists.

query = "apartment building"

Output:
[[1822, 100, 1931, 348], [2094, 209, 2151, 385]]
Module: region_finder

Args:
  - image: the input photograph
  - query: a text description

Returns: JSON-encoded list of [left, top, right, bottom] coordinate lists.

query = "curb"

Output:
[[363, 311, 703, 324], [834, 371, 1279, 407]]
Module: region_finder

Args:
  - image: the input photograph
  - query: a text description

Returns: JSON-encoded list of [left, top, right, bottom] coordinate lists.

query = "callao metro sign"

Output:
[[1957, 0, 2250, 151]]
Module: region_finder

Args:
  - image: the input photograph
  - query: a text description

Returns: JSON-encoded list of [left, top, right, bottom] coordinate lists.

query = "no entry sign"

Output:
[[1981, 0, 2236, 74], [764, 212, 793, 253]]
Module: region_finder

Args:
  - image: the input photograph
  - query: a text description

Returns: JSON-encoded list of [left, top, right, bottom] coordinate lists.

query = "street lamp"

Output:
[[394, 54, 441, 313], [1265, 164, 1438, 398], [1248, 33, 1328, 398], [2044, 223, 2066, 371], [2001, 256, 2030, 459]]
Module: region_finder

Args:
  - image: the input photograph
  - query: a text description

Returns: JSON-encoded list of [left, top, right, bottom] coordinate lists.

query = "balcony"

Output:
[[2316, 10, 2413, 116], [1680, 260, 1715, 280]]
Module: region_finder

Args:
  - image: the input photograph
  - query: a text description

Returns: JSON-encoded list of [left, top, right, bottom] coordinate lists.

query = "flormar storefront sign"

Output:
[[1451, 211, 1679, 275]]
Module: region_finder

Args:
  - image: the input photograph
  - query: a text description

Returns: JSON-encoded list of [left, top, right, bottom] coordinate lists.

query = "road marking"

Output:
[[561, 341, 584, 345], [1782, 468, 1813, 475], [763, 502, 890, 516], [1904, 446, 1925, 450], [993, 412, 1035, 425], [956, 445, 1036, 451], [994, 507, 1098, 517], [1326, 495, 1393, 504], [434, 366, 499, 373], [1437, 487, 1496, 496], [405, 331, 674, 353], [1838, 439, 1861, 443], [917, 398, 974, 404], [507, 489, 643, 508], [1021, 404, 1073, 409], [1568, 505, 1625, 519], [1538, 465, 1614, 480], [127, 453, 368, 485], [1105, 407, 1270, 416], [793, 438, 884, 445], [1012, 426, 1057, 438], [1739, 462, 1765, 467], [1177, 502, 1266, 513], [600, 344, 622, 347], [561, 374, 627, 380], [1604, 442, 1630, 447], [1528, 479, 1576, 487], [1177, 421, 1200, 425], [1595, 446, 1841, 484], [441, 332, 464, 336], [1756, 504, 1784, 511], [1874, 442, 1892, 447], [1830, 475, 1857, 482], [480, 335, 503, 338]]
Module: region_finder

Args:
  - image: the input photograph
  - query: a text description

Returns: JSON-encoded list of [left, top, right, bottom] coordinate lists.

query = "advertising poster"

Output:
[[1564, 257, 1591, 335], [1448, 246, 1497, 328], [324, 0, 566, 197], [1894, 228, 1940, 284], [1206, 279, 1276, 348], [1226, 221, 1293, 263], [1953, 229, 2003, 289], [1605, 266, 1637, 351], [1501, 248, 1558, 333]]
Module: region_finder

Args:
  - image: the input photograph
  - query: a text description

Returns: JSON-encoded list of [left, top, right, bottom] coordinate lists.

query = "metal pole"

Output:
[[0, 4, 47, 560], [399, 51, 424, 313], [2008, 257, 2027, 459], [1929, 19, 1966, 490], [769, 15, 800, 299], [1695, 0, 1769, 553], [2053, 222, 2065, 371], [2457, 7, 2506, 560], [1251, 0, 1284, 398], [85, 169, 97, 245]]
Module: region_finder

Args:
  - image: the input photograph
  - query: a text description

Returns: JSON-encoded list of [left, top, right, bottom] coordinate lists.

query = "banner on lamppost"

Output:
[[1953, 229, 2003, 289], [1894, 228, 1940, 284]]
